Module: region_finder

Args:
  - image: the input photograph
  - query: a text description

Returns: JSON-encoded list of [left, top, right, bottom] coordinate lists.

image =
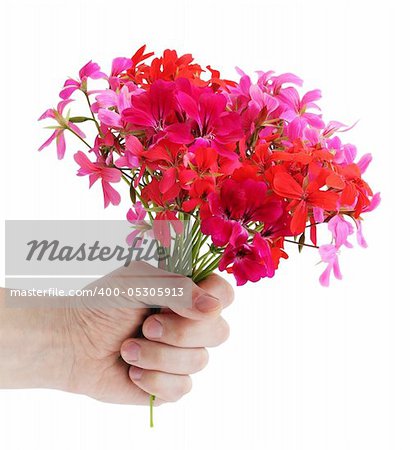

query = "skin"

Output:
[[0, 262, 234, 406]]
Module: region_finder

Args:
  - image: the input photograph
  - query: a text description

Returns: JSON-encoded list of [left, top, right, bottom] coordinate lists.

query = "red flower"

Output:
[[272, 172, 339, 234], [152, 211, 184, 248], [180, 147, 219, 211], [129, 48, 203, 86], [142, 178, 180, 207]]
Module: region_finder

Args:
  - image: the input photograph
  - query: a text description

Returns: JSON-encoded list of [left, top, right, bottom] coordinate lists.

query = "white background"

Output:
[[1, 0, 411, 449]]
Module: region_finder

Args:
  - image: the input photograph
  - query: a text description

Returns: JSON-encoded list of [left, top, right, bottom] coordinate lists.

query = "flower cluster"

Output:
[[39, 45, 379, 286]]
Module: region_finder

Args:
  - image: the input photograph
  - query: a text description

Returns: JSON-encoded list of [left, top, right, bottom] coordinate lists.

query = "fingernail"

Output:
[[122, 342, 141, 362], [195, 294, 221, 313], [130, 366, 143, 381], [145, 318, 163, 339]]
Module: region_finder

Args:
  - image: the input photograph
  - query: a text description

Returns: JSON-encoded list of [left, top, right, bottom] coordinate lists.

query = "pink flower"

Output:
[[355, 219, 368, 248], [201, 179, 284, 247], [249, 84, 279, 115], [98, 109, 123, 128], [279, 88, 325, 139], [328, 215, 354, 248], [59, 61, 106, 100], [256, 70, 303, 95], [313, 207, 325, 223], [228, 73, 279, 114], [95, 85, 135, 111], [176, 79, 243, 156], [333, 140, 358, 165], [319, 244, 342, 287], [109, 57, 133, 90], [219, 233, 275, 286], [73, 151, 121, 208], [363, 192, 381, 213], [225, 74, 281, 139], [38, 99, 86, 160], [357, 153, 372, 174], [126, 202, 152, 247], [116, 135, 142, 168], [96, 85, 134, 129]]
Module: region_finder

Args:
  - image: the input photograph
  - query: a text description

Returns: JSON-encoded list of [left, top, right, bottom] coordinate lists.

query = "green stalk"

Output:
[[192, 256, 221, 283], [66, 125, 92, 149], [83, 91, 102, 136], [149, 394, 155, 428]]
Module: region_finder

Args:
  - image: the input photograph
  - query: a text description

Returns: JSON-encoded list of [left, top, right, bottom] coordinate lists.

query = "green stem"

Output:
[[66, 126, 92, 149], [192, 256, 221, 283], [150, 394, 155, 427], [284, 238, 319, 249], [192, 251, 220, 280], [83, 91, 102, 136]]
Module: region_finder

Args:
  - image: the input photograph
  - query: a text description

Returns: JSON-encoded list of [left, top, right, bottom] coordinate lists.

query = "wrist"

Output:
[[0, 288, 74, 391]]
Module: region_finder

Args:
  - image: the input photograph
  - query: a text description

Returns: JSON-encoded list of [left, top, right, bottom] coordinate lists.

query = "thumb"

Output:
[[197, 273, 234, 310], [99, 261, 225, 320]]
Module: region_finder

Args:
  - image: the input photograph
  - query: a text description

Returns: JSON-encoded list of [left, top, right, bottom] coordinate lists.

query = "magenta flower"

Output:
[[319, 244, 342, 287], [122, 80, 192, 144], [219, 233, 275, 286], [59, 61, 106, 100], [38, 99, 86, 160], [74, 151, 121, 208], [201, 179, 284, 246]]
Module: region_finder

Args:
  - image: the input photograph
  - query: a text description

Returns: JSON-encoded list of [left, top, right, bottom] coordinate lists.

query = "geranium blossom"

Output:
[[219, 233, 275, 286], [74, 151, 121, 208], [319, 244, 342, 287], [59, 61, 106, 100], [38, 99, 86, 160], [39, 44, 379, 286]]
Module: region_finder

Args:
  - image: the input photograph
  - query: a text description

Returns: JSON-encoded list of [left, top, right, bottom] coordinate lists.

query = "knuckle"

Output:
[[173, 376, 192, 400], [193, 348, 209, 371], [164, 376, 192, 402], [216, 318, 230, 344]]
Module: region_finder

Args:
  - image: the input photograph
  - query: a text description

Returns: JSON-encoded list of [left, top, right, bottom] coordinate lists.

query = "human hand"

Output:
[[0, 262, 234, 406]]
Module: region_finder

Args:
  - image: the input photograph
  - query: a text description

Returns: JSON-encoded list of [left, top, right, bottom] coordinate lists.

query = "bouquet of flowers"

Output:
[[39, 44, 379, 286], [39, 44, 380, 426]]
